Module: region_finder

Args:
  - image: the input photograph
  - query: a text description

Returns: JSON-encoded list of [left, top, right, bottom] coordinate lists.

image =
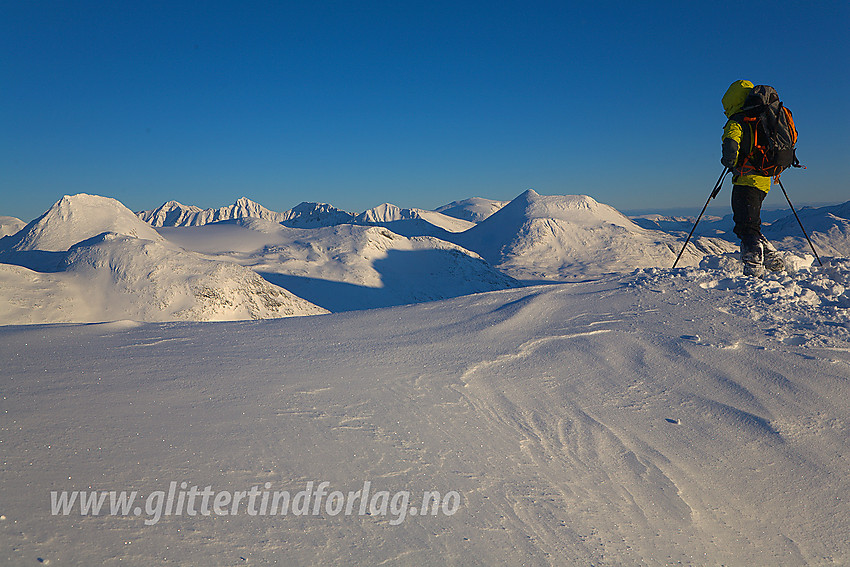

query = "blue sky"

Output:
[[2, 1, 848, 221]]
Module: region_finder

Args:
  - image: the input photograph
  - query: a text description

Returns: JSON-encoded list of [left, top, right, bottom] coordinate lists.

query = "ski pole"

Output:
[[672, 168, 730, 269], [776, 177, 823, 266]]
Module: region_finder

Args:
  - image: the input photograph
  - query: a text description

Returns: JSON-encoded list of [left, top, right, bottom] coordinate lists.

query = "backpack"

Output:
[[730, 85, 801, 179]]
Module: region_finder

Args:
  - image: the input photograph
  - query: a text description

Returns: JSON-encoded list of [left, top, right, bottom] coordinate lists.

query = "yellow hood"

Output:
[[722, 80, 754, 117]]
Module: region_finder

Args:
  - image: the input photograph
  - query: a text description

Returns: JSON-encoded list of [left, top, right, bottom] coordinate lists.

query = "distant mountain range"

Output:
[[1, 191, 848, 325], [137, 197, 493, 231]]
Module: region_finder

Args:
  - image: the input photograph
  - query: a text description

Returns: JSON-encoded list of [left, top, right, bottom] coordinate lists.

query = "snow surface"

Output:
[[6, 194, 164, 252], [2, 189, 850, 565], [137, 198, 474, 234], [436, 197, 509, 222], [2, 266, 849, 565], [353, 203, 475, 235], [0, 216, 25, 238], [0, 196, 327, 323], [138, 197, 292, 227], [450, 190, 735, 280], [157, 219, 518, 312]]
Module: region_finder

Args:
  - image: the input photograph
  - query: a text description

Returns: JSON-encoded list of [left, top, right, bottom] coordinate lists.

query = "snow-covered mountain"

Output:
[[138, 198, 473, 235], [0, 216, 25, 238], [3, 191, 850, 565], [4, 191, 848, 324], [0, 195, 327, 324], [764, 201, 850, 257], [3, 258, 849, 565], [279, 201, 356, 228], [158, 218, 518, 312], [449, 189, 734, 279], [630, 213, 727, 237], [138, 196, 291, 227], [436, 196, 508, 222], [353, 203, 475, 237], [5, 193, 164, 252]]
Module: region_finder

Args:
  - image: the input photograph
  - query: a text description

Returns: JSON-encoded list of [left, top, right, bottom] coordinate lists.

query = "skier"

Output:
[[721, 80, 786, 277]]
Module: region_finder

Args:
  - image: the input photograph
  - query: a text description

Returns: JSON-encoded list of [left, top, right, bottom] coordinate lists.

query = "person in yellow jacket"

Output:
[[721, 79, 785, 276]]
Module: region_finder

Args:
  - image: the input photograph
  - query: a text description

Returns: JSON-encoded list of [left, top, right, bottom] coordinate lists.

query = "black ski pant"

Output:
[[731, 184, 766, 247]]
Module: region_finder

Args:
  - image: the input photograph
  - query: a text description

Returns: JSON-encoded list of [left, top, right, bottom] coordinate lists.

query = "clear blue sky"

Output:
[[2, 0, 848, 221]]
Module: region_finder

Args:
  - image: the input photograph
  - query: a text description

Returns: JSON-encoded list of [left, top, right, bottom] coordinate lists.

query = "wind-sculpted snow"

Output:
[[631, 253, 850, 348], [2, 270, 848, 564]]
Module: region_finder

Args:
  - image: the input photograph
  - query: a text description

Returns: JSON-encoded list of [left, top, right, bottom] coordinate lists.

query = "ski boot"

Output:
[[741, 239, 765, 278], [760, 236, 786, 273]]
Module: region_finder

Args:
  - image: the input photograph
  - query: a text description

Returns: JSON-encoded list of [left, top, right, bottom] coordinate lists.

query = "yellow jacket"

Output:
[[721, 80, 771, 193]]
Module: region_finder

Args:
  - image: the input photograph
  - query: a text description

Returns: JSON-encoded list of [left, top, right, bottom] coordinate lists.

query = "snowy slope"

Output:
[[630, 213, 728, 237], [158, 219, 518, 312], [451, 189, 734, 279], [0, 196, 328, 324], [4, 193, 164, 252], [764, 200, 850, 258], [0, 216, 25, 238], [353, 203, 475, 237], [2, 262, 848, 565], [436, 196, 508, 222]]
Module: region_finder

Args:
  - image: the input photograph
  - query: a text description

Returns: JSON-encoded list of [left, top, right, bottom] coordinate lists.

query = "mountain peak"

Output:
[[5, 194, 163, 252]]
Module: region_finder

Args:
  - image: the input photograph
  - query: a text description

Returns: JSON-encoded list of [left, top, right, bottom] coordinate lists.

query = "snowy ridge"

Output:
[[139, 198, 473, 233], [765, 201, 850, 257], [138, 196, 291, 227], [354, 203, 475, 233]]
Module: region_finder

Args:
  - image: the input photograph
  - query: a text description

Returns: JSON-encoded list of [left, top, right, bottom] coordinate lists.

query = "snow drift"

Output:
[[2, 189, 850, 565], [2, 264, 848, 565]]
